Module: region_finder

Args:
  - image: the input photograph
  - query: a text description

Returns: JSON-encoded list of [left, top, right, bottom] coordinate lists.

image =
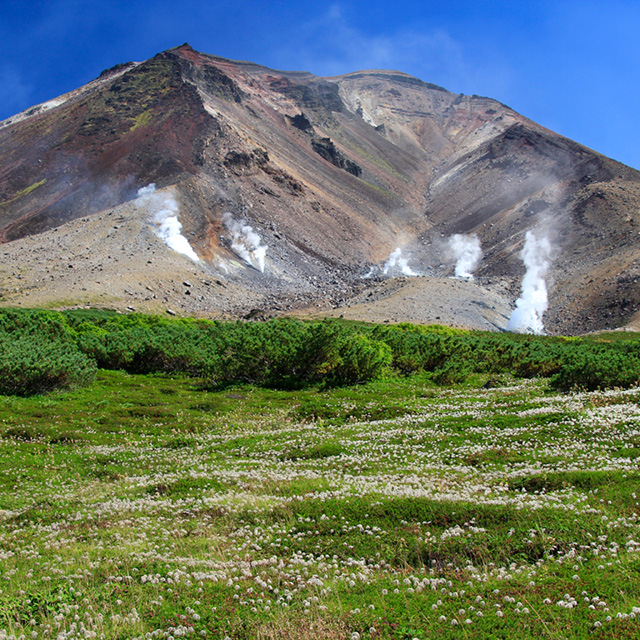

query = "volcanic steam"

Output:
[[137, 184, 200, 262], [507, 230, 553, 334], [383, 248, 417, 276], [448, 234, 482, 279], [223, 213, 268, 273]]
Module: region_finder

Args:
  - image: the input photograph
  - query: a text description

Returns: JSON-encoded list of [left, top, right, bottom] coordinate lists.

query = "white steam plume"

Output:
[[448, 233, 482, 279], [383, 247, 417, 276], [137, 184, 200, 262], [507, 230, 553, 334], [223, 213, 268, 273]]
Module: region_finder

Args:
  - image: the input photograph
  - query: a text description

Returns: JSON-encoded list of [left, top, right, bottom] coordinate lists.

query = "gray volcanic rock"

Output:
[[1, 43, 639, 334]]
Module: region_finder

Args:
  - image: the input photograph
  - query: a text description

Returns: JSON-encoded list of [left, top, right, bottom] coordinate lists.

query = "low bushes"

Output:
[[549, 346, 640, 391], [196, 318, 392, 388], [0, 311, 394, 394], [75, 324, 203, 374], [1, 308, 639, 395], [0, 309, 97, 395]]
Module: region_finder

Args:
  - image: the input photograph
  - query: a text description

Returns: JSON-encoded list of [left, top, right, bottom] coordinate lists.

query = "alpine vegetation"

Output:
[[1, 313, 640, 639], [136, 184, 200, 262], [448, 233, 483, 279], [507, 230, 553, 334], [223, 212, 268, 273]]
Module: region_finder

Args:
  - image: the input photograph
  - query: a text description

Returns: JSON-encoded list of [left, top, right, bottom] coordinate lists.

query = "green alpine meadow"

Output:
[[1, 308, 640, 639]]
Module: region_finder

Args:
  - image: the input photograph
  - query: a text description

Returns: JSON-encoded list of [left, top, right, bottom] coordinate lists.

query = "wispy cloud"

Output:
[[272, 3, 512, 95], [0, 65, 32, 119], [277, 4, 462, 75]]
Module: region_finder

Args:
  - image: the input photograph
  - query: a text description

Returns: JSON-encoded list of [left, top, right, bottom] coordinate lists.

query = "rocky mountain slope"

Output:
[[1, 43, 639, 334]]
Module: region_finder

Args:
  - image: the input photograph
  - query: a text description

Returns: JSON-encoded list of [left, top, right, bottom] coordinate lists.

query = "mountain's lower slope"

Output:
[[1, 44, 639, 333], [0, 195, 512, 331]]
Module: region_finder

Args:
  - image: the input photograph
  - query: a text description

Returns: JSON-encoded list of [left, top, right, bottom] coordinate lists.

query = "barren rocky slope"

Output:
[[1, 43, 639, 333]]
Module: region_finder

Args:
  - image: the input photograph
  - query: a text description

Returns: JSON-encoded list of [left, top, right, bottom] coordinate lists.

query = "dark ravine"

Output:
[[1, 43, 640, 334]]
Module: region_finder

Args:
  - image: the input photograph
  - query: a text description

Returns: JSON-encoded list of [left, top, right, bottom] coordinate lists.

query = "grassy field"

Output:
[[1, 365, 639, 639]]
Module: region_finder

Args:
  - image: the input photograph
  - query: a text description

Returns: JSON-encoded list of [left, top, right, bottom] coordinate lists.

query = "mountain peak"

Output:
[[0, 46, 639, 334], [172, 42, 195, 52]]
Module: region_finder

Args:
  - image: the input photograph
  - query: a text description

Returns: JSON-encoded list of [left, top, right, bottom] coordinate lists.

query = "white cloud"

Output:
[[272, 3, 511, 95]]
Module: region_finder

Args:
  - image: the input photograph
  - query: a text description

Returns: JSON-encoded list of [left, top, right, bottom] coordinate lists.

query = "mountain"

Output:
[[1, 43, 639, 334]]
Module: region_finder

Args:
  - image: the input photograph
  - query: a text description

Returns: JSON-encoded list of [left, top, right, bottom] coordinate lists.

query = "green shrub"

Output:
[[0, 335, 97, 396], [75, 324, 201, 373], [200, 319, 391, 388], [370, 326, 459, 374], [305, 321, 392, 386], [431, 357, 473, 385], [550, 347, 640, 391], [5, 308, 640, 393], [202, 318, 311, 387], [0, 309, 96, 395], [0, 308, 77, 342]]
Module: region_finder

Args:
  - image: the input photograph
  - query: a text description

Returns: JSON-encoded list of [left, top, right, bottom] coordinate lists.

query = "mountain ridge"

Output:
[[1, 43, 639, 334]]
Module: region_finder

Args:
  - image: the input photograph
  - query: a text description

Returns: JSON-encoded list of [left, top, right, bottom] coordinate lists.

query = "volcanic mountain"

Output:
[[1, 43, 639, 334]]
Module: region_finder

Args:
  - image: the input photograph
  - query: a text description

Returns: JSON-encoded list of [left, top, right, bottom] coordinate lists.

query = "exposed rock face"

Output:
[[1, 43, 639, 334], [310, 137, 362, 176]]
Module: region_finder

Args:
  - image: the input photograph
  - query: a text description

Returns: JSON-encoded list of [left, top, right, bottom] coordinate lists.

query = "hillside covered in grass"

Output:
[[0, 310, 640, 639]]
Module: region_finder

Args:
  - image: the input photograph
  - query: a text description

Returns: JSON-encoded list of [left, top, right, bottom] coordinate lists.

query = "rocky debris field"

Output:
[[0, 196, 516, 331], [296, 276, 513, 331]]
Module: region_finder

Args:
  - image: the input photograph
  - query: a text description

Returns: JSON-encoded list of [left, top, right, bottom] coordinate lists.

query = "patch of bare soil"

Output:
[[296, 276, 513, 330], [0, 197, 261, 317]]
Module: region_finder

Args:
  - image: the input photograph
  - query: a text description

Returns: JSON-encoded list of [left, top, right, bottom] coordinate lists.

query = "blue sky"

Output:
[[1, 0, 639, 169]]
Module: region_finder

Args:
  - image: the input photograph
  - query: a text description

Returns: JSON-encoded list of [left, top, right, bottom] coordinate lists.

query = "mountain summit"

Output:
[[1, 43, 639, 334]]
